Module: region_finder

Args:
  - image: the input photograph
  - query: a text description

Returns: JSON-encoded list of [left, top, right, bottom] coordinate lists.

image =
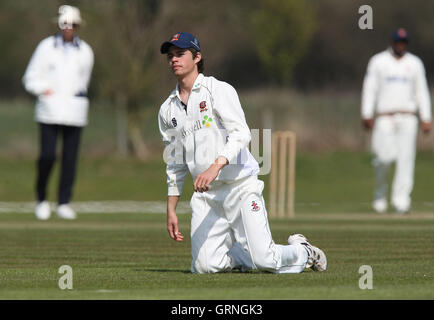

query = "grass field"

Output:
[[1, 97, 433, 300], [2, 151, 434, 213], [1, 152, 434, 300], [0, 212, 433, 300]]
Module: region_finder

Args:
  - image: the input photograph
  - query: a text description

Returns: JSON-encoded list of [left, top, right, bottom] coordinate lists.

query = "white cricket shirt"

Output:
[[22, 34, 94, 127], [361, 48, 432, 122], [158, 73, 260, 196]]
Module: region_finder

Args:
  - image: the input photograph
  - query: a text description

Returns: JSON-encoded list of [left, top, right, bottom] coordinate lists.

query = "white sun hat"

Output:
[[57, 5, 83, 30]]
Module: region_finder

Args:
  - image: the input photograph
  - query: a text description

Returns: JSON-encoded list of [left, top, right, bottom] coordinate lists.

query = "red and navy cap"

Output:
[[392, 28, 409, 42], [160, 32, 201, 54]]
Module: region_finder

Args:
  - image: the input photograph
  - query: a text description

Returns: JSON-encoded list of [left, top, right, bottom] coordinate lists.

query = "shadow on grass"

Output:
[[135, 268, 191, 273], [136, 268, 263, 274]]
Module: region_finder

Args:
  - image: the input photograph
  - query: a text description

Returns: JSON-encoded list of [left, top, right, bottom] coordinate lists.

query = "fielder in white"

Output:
[[158, 32, 327, 274], [361, 28, 431, 214]]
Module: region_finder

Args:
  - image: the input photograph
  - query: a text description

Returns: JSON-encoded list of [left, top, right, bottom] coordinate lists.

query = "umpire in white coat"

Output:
[[361, 28, 432, 214], [22, 5, 94, 220]]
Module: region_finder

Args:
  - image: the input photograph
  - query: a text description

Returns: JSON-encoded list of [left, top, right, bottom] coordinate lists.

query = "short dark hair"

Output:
[[188, 48, 204, 73]]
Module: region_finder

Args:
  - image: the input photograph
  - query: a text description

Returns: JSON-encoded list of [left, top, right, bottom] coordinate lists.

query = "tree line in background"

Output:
[[1, 0, 434, 158]]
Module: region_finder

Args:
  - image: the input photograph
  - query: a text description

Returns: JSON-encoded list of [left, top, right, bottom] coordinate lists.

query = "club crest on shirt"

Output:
[[199, 101, 208, 112], [251, 200, 260, 212], [171, 117, 177, 127]]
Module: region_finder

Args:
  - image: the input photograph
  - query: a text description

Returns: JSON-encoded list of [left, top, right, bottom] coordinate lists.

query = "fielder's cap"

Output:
[[393, 28, 409, 42], [57, 5, 82, 30], [160, 32, 201, 54]]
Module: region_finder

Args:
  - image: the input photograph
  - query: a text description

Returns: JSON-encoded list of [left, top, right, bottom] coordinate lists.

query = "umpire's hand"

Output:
[[362, 118, 374, 130]]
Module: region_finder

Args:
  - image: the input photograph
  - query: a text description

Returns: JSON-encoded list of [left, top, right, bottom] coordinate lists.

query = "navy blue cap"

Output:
[[160, 32, 201, 54], [393, 28, 409, 42]]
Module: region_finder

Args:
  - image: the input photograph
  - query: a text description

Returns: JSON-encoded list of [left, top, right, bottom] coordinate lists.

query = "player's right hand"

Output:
[[167, 212, 184, 242]]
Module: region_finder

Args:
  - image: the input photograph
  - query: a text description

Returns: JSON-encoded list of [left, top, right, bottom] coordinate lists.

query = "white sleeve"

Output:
[[361, 57, 379, 119], [158, 110, 189, 196], [22, 41, 51, 96], [213, 82, 251, 163], [414, 60, 432, 122], [83, 45, 94, 90]]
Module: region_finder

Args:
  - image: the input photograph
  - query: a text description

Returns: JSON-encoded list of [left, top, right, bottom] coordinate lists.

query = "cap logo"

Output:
[[397, 28, 407, 37], [171, 33, 180, 42]]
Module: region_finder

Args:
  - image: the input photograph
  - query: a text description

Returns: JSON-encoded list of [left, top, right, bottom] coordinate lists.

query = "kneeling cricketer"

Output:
[[158, 32, 327, 274]]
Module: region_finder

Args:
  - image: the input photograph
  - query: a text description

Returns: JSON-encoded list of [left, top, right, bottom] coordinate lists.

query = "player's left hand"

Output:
[[194, 165, 220, 193], [194, 157, 228, 192]]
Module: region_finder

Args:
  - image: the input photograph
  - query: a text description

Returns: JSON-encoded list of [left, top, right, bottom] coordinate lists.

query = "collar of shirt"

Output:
[[387, 46, 408, 60], [54, 33, 81, 49], [169, 73, 205, 101]]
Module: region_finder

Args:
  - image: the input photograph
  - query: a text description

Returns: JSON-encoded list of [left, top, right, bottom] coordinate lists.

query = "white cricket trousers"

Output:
[[371, 114, 418, 211], [190, 175, 308, 274]]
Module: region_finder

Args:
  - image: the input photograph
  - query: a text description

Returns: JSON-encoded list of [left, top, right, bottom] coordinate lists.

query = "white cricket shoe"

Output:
[[35, 201, 51, 220], [393, 205, 410, 215], [373, 198, 387, 214], [56, 204, 77, 220], [392, 199, 410, 215], [288, 234, 327, 272]]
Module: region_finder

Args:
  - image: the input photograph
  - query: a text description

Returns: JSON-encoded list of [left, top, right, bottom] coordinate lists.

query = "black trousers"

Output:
[[36, 123, 82, 205]]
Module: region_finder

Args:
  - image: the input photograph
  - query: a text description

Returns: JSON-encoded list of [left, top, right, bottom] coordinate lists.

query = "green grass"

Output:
[[1, 150, 434, 299], [1, 151, 434, 214], [0, 213, 433, 299]]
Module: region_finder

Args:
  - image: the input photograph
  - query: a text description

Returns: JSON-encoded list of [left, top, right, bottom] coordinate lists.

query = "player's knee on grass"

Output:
[[191, 257, 232, 274]]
